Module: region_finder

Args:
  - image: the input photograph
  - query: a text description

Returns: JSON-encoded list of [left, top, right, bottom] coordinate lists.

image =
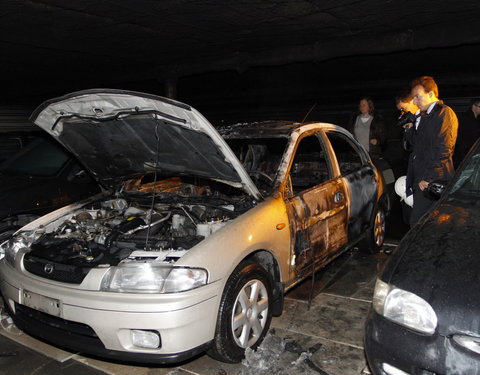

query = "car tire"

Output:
[[362, 204, 386, 253], [208, 261, 273, 363]]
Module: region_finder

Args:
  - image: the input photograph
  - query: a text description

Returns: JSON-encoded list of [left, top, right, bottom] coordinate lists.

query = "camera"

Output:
[[397, 111, 416, 127]]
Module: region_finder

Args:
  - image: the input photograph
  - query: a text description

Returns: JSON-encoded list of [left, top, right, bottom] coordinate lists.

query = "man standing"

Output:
[[453, 98, 480, 168], [395, 90, 419, 153], [406, 76, 458, 226]]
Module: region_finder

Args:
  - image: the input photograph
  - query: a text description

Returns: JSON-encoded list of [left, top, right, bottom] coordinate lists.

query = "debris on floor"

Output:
[[241, 330, 330, 375]]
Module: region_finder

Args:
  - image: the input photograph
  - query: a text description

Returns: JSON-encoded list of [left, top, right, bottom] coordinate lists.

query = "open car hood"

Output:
[[31, 89, 260, 199]]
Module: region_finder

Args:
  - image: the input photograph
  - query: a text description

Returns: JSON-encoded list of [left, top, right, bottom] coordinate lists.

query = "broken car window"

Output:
[[290, 133, 330, 193], [226, 138, 288, 192], [325, 131, 364, 175]]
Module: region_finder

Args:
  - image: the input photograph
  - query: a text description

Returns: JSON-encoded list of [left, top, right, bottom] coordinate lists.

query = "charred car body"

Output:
[[0, 90, 388, 364], [365, 140, 480, 374]]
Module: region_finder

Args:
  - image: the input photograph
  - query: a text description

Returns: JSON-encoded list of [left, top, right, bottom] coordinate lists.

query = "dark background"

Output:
[[1, 0, 479, 130]]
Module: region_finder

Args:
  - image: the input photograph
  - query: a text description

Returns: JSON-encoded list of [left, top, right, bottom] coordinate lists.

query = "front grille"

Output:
[[23, 255, 90, 284], [15, 303, 98, 339]]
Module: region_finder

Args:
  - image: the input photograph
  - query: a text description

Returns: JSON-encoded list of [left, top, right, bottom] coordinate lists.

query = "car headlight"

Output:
[[373, 278, 437, 335], [1, 235, 31, 266], [100, 263, 208, 293]]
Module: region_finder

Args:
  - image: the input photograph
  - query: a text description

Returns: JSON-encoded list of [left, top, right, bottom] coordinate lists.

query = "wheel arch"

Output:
[[242, 249, 284, 316]]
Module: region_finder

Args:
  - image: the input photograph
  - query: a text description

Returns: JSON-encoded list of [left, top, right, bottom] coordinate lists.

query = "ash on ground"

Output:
[[240, 330, 329, 375]]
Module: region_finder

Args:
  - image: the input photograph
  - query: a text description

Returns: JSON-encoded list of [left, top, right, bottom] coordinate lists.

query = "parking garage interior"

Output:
[[1, 1, 480, 374]]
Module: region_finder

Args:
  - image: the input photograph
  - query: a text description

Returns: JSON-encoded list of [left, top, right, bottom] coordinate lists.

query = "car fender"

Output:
[[175, 195, 290, 288]]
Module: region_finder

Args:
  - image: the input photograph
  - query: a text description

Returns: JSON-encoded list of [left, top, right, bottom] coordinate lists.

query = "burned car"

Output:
[[365, 140, 480, 374], [0, 89, 388, 364]]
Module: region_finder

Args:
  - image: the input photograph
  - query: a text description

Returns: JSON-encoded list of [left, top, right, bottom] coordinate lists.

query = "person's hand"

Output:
[[403, 123, 413, 129], [370, 138, 378, 145], [418, 180, 429, 191]]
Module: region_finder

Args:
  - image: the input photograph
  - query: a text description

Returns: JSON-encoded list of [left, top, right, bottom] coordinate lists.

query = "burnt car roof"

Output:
[[218, 121, 335, 138]]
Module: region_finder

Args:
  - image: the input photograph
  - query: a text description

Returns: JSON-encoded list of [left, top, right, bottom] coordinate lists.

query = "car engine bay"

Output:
[[21, 177, 255, 282]]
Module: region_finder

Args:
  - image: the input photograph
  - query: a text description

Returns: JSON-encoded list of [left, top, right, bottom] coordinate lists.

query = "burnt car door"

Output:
[[284, 131, 348, 276], [323, 130, 377, 242]]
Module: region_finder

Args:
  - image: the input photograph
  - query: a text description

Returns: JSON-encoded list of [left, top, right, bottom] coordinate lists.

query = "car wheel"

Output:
[[208, 261, 273, 363], [363, 204, 386, 253]]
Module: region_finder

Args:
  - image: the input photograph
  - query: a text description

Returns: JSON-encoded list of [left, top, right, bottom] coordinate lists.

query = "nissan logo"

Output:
[[44, 264, 54, 274]]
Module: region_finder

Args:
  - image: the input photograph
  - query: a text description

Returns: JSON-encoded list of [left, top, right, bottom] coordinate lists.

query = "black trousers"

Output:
[[409, 188, 435, 226]]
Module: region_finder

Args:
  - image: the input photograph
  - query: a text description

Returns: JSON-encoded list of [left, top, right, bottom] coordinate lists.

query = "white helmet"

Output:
[[394, 176, 414, 207]]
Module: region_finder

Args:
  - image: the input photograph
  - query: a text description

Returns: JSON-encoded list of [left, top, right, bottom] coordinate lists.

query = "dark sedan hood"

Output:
[[30, 89, 260, 198], [384, 197, 480, 336]]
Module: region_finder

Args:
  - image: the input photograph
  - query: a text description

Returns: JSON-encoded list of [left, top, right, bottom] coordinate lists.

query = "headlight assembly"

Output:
[[100, 263, 208, 293], [163, 267, 208, 293], [2, 235, 31, 266], [373, 278, 437, 335]]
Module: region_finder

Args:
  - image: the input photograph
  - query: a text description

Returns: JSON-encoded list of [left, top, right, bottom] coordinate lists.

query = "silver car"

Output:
[[0, 89, 388, 364]]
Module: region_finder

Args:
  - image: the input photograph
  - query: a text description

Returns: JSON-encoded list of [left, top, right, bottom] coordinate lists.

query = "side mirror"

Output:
[[426, 180, 447, 200]]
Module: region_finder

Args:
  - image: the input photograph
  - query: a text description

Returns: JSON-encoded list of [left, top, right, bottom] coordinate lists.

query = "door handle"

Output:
[[334, 191, 344, 203]]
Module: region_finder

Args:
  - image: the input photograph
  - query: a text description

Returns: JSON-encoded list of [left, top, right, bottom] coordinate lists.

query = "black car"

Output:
[[0, 132, 38, 162], [365, 139, 480, 375], [0, 134, 100, 241]]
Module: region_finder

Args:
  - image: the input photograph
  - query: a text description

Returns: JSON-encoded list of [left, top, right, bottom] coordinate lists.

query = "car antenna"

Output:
[[301, 102, 317, 124], [145, 115, 162, 250]]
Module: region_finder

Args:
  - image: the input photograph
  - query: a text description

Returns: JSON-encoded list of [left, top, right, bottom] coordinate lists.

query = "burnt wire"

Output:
[[145, 115, 162, 249]]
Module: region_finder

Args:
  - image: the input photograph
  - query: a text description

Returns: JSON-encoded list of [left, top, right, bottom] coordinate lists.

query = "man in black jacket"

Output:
[[453, 97, 480, 168], [406, 76, 458, 226]]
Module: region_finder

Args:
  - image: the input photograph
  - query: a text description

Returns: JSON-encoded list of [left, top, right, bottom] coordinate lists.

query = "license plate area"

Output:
[[22, 289, 61, 317]]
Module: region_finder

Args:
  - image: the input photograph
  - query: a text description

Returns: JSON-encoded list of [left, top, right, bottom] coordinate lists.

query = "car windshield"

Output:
[[0, 136, 70, 177], [225, 137, 288, 192], [450, 144, 480, 198]]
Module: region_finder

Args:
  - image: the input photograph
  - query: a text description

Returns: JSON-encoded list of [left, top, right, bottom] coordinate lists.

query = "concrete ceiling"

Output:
[[2, 0, 480, 119]]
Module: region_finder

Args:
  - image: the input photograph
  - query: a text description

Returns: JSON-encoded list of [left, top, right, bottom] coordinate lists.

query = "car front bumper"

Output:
[[364, 309, 480, 375], [0, 260, 222, 364]]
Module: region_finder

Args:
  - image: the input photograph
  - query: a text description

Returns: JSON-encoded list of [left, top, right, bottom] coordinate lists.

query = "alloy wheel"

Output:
[[231, 278, 269, 348]]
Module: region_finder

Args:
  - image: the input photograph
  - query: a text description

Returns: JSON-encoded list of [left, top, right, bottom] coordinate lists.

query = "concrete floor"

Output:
[[0, 241, 399, 375]]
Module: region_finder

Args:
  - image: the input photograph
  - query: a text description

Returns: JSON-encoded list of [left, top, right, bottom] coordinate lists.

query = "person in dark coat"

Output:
[[347, 97, 387, 158], [406, 76, 458, 226], [453, 97, 480, 168], [394, 90, 419, 224], [395, 90, 418, 153]]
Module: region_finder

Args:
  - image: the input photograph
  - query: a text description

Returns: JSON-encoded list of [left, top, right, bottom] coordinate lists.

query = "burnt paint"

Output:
[[285, 195, 312, 272], [286, 177, 348, 275], [344, 164, 378, 241]]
